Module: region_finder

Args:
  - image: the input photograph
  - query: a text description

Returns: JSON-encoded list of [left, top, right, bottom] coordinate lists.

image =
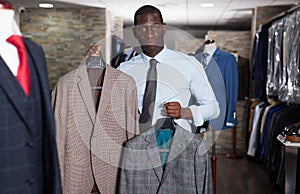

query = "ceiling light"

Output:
[[200, 2, 215, 8], [39, 3, 54, 8], [156, 3, 178, 7]]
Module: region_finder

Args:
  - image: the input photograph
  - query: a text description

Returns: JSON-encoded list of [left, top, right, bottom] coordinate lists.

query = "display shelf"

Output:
[[277, 134, 300, 147]]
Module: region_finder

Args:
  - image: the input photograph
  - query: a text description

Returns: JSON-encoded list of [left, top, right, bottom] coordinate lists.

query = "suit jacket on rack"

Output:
[[51, 64, 139, 194], [251, 23, 271, 101], [237, 56, 250, 100], [0, 38, 62, 194], [119, 125, 212, 194]]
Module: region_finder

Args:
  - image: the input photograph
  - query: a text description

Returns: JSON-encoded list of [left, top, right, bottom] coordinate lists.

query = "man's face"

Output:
[[133, 13, 166, 57]]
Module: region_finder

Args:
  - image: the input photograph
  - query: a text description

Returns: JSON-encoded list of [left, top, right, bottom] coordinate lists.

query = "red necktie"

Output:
[[7, 35, 31, 96]]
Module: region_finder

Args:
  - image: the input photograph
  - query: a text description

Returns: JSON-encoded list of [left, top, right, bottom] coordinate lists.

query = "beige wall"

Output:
[[207, 31, 252, 59]]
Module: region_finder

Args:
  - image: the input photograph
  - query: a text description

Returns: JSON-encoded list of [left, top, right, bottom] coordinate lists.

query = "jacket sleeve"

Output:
[[223, 54, 239, 127]]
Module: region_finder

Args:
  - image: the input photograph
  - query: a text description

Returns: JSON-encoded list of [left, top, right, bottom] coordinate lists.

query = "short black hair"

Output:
[[134, 5, 164, 25]]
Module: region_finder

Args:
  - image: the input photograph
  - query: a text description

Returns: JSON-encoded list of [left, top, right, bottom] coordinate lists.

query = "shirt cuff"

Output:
[[189, 105, 204, 126], [226, 122, 235, 127]]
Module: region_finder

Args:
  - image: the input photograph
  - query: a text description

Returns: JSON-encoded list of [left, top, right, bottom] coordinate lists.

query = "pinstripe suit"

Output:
[[119, 125, 212, 194], [0, 38, 62, 194], [51, 63, 139, 194]]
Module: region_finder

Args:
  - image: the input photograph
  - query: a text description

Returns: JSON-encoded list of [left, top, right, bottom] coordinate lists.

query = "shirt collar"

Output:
[[204, 43, 217, 56], [140, 45, 168, 64]]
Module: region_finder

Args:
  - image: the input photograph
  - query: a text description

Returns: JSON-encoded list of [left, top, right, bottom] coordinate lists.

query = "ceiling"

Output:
[[9, 0, 300, 30]]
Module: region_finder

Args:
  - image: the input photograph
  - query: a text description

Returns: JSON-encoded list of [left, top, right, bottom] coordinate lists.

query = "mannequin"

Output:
[[203, 39, 217, 66], [204, 39, 216, 51], [0, 1, 21, 36], [0, 1, 62, 193], [202, 40, 239, 130], [195, 38, 239, 193], [231, 50, 238, 62], [0, 0, 22, 76], [195, 39, 227, 194], [204, 41, 240, 159]]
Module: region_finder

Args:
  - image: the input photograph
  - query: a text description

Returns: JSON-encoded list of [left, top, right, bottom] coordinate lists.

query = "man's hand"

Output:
[[164, 102, 192, 119]]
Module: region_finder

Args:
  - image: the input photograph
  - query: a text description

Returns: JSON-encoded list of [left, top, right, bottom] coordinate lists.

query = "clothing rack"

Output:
[[267, 3, 300, 24]]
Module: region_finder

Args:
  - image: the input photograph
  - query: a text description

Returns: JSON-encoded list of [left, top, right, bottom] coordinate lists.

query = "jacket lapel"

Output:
[[145, 129, 163, 182], [160, 126, 194, 185], [0, 56, 33, 136], [77, 63, 96, 123], [24, 38, 46, 95], [213, 47, 221, 62], [23, 38, 54, 132]]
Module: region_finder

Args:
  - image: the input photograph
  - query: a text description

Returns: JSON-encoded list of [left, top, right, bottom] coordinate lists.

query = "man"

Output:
[[118, 5, 219, 133], [118, 6, 218, 193]]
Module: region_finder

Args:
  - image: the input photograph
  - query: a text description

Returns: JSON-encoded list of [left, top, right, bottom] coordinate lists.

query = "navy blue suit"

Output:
[[251, 23, 271, 101], [212, 48, 239, 129], [0, 37, 62, 194]]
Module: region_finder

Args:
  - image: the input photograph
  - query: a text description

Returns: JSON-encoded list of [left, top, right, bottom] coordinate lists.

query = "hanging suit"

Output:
[[0, 37, 62, 194], [51, 63, 139, 194], [119, 125, 212, 194], [237, 55, 250, 100], [251, 23, 272, 101]]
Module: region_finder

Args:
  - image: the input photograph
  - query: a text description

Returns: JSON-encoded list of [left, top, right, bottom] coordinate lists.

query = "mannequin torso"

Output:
[[203, 41, 217, 63], [0, 3, 22, 75]]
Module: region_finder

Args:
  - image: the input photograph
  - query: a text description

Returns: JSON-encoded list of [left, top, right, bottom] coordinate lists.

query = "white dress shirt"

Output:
[[118, 46, 219, 132], [0, 8, 22, 76], [0, 38, 20, 76], [203, 42, 217, 64]]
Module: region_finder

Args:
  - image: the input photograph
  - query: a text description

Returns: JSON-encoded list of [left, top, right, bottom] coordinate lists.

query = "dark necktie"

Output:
[[7, 35, 31, 96], [139, 59, 158, 131]]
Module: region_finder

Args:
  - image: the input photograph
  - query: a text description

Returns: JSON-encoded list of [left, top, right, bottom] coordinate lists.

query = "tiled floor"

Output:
[[215, 154, 283, 194]]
